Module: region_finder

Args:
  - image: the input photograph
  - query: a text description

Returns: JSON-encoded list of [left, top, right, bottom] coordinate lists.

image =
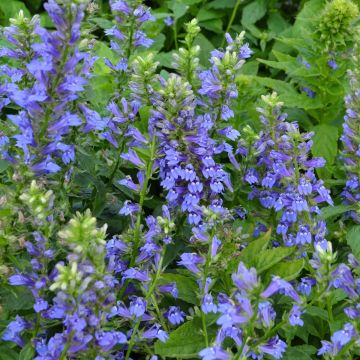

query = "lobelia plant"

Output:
[[239, 92, 333, 249], [1, 1, 360, 360], [340, 40, 360, 223]]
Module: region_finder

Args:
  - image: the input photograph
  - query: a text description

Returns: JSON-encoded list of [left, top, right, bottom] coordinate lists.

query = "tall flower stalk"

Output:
[[340, 41, 360, 222]]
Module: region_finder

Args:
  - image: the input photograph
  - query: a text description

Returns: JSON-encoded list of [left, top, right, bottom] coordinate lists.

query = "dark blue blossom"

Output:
[[243, 93, 333, 248], [164, 306, 185, 325]]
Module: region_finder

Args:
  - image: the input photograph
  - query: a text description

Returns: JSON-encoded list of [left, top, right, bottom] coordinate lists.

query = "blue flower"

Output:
[[164, 306, 185, 325], [258, 336, 287, 359]]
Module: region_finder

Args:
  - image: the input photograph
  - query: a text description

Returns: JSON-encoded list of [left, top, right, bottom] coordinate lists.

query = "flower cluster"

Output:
[[2, 1, 360, 360], [199, 261, 302, 360], [0, 0, 95, 176], [340, 43, 360, 222], [241, 93, 333, 247], [106, 0, 154, 72], [153, 74, 232, 225]]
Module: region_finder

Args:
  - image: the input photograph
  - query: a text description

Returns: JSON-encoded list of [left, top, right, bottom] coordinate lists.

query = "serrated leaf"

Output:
[[168, 1, 188, 19], [241, 0, 267, 29], [347, 225, 360, 260], [267, 13, 289, 36], [194, 34, 214, 65], [208, 0, 237, 9], [19, 343, 35, 360], [229, 229, 271, 271], [282, 345, 317, 360], [158, 273, 198, 304], [312, 125, 338, 166], [155, 319, 215, 358], [306, 306, 328, 321], [0, 346, 18, 360], [266, 258, 304, 281], [254, 246, 295, 273], [320, 204, 357, 220]]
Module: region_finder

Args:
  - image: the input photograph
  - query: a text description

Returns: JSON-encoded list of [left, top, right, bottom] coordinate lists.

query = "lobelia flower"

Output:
[[318, 323, 359, 356], [106, 0, 154, 72], [164, 306, 185, 326], [32, 211, 128, 358], [199, 261, 300, 359], [241, 92, 333, 248], [340, 43, 360, 223], [0, 0, 96, 177], [153, 74, 232, 224]]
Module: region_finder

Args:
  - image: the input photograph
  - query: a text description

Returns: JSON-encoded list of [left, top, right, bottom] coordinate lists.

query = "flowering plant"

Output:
[[0, 1, 360, 359]]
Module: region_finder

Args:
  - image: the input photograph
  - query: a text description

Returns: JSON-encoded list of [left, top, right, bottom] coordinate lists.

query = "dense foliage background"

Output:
[[0, 0, 360, 359]]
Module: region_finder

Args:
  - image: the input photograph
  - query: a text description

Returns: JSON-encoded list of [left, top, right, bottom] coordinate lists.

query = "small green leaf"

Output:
[[158, 273, 198, 304], [254, 246, 295, 273], [320, 204, 357, 220], [168, 1, 188, 19], [231, 229, 271, 269], [155, 319, 215, 358], [306, 306, 328, 321], [194, 34, 214, 65], [282, 345, 317, 360], [266, 258, 304, 281], [0, 159, 9, 173], [347, 225, 360, 260], [241, 0, 267, 29], [312, 125, 338, 166], [19, 343, 35, 360]]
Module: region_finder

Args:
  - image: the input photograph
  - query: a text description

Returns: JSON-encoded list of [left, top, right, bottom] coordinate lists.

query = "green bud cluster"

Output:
[[317, 0, 359, 50], [58, 209, 106, 254], [19, 180, 54, 222], [130, 54, 159, 102], [50, 262, 83, 292], [173, 19, 200, 88]]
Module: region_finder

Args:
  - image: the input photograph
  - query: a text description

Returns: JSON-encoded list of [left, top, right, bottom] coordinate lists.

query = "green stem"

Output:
[[119, 135, 157, 299], [125, 252, 165, 360], [200, 227, 216, 347], [173, 20, 179, 50], [151, 293, 169, 332], [221, 0, 242, 47], [108, 139, 125, 185]]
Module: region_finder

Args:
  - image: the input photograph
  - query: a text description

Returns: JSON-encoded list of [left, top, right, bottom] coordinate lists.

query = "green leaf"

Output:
[[158, 273, 198, 304], [267, 13, 289, 35], [240, 61, 259, 75], [168, 1, 188, 19], [197, 8, 219, 21], [1, 285, 33, 310], [230, 229, 271, 269], [199, 19, 223, 33], [241, 0, 267, 29], [0, 346, 18, 360], [312, 125, 338, 166], [155, 319, 215, 358], [306, 306, 328, 321], [0, 159, 9, 173], [282, 345, 317, 360], [266, 258, 304, 281], [254, 246, 295, 273], [194, 34, 214, 65], [208, 0, 237, 9], [292, 0, 325, 37], [19, 343, 35, 360], [347, 225, 360, 260], [320, 204, 357, 220], [86, 74, 115, 107], [90, 17, 113, 30]]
